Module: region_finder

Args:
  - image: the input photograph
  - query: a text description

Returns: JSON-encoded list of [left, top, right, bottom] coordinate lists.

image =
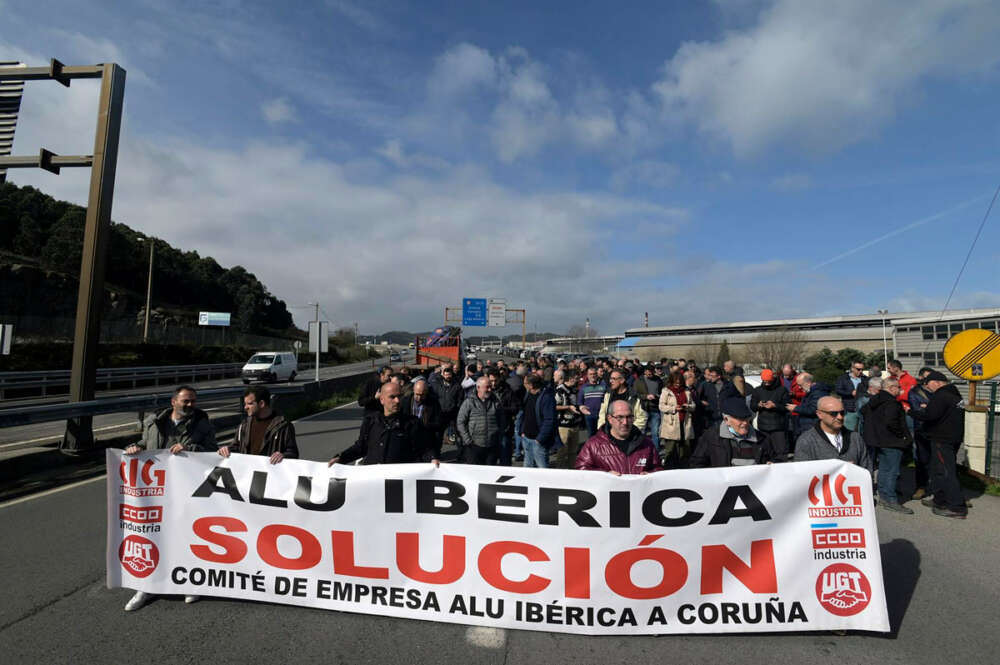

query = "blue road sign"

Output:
[[462, 298, 487, 327]]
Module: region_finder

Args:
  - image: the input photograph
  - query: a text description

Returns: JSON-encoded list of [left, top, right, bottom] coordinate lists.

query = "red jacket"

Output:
[[895, 371, 917, 410], [575, 428, 663, 474], [781, 372, 806, 406]]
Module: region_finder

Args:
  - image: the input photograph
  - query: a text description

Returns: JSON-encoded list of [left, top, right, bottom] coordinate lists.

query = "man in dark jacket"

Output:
[[835, 361, 869, 432], [907, 367, 934, 500], [359, 366, 393, 414], [431, 364, 465, 449], [750, 369, 790, 458], [400, 378, 442, 459], [860, 378, 913, 513], [690, 398, 774, 468], [456, 376, 506, 465], [218, 386, 298, 463], [696, 366, 728, 435], [490, 370, 520, 465], [518, 374, 560, 468], [330, 381, 437, 466], [575, 400, 662, 475], [787, 373, 829, 437], [910, 371, 967, 518]]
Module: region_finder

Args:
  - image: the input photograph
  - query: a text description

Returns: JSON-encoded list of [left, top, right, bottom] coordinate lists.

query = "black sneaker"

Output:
[[931, 506, 967, 519], [921, 497, 937, 508], [881, 501, 914, 514]]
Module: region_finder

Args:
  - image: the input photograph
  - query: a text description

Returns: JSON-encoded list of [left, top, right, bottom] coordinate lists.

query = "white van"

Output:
[[242, 351, 298, 384]]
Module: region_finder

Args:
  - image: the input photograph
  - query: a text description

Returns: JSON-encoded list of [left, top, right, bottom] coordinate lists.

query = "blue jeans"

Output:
[[646, 410, 661, 450], [584, 413, 599, 436], [512, 411, 524, 457], [521, 437, 549, 468], [877, 447, 903, 503]]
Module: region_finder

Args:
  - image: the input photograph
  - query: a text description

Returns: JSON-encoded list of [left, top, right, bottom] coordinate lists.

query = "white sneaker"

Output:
[[124, 591, 151, 612], [184, 595, 200, 604]]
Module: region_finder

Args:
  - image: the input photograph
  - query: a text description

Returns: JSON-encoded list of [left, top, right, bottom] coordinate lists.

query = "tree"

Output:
[[715, 339, 731, 366], [744, 327, 808, 370], [40, 209, 86, 274]]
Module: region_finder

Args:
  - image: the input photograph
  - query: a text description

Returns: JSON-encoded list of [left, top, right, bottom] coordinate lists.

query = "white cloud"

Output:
[[427, 43, 497, 98], [261, 97, 298, 124], [653, 0, 1000, 155]]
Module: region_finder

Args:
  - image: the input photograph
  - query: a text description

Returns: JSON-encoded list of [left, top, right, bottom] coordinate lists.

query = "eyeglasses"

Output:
[[609, 415, 635, 421], [819, 409, 846, 417]]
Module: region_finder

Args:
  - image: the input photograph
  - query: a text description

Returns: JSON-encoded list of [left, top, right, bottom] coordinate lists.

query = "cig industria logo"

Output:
[[119, 458, 166, 497], [807, 473, 863, 518]]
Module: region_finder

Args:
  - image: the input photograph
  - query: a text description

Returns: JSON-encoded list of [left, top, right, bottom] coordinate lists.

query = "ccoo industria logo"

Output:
[[807, 473, 863, 518], [119, 535, 159, 578], [120, 458, 166, 497]]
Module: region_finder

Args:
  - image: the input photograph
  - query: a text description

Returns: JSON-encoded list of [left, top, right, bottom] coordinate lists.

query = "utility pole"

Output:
[[313, 302, 320, 383], [142, 238, 154, 342], [354, 321, 359, 346], [877, 309, 889, 369]]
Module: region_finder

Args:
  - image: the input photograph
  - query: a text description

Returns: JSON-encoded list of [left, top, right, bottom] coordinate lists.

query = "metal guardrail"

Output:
[[0, 363, 245, 398], [0, 384, 305, 428]]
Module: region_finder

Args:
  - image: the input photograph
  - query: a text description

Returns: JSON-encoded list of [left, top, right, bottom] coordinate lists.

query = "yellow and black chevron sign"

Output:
[[943, 328, 1000, 381]]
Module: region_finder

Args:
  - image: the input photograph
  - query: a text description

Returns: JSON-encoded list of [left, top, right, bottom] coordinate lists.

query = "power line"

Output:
[[935, 182, 1000, 320]]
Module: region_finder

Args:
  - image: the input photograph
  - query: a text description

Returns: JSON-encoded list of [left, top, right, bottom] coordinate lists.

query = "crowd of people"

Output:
[[117, 351, 970, 611], [343, 354, 970, 522]]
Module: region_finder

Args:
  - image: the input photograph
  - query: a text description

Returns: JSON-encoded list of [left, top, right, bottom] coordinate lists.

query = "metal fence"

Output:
[[986, 382, 999, 478], [0, 315, 300, 349]]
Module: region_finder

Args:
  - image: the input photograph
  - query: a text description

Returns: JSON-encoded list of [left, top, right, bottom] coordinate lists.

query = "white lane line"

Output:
[[0, 474, 106, 509], [293, 400, 358, 424], [465, 626, 507, 649]]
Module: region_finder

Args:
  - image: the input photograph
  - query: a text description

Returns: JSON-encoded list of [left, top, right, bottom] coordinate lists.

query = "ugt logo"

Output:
[[808, 473, 862, 517], [119, 535, 159, 578], [816, 563, 871, 616], [119, 458, 166, 497]]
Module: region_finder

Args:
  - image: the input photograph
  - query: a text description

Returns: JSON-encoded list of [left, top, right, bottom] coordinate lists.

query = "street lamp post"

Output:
[[877, 309, 889, 368]]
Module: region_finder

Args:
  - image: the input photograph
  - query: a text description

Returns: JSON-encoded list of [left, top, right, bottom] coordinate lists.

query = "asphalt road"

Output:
[[1, 402, 997, 664], [0, 358, 381, 451]]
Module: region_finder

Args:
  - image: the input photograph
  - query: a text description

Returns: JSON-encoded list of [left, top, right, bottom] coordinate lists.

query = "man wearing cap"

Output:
[[793, 396, 869, 467], [689, 397, 775, 467], [910, 371, 967, 519], [750, 369, 791, 458]]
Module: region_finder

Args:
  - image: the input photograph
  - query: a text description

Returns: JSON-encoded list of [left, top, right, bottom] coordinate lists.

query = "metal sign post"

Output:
[[0, 324, 12, 355], [0, 60, 128, 453]]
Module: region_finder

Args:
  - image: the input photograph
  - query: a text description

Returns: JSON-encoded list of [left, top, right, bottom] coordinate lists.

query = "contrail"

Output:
[[811, 195, 987, 270]]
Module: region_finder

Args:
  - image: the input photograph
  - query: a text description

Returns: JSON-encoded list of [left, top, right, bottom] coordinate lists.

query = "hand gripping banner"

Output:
[[107, 451, 889, 634]]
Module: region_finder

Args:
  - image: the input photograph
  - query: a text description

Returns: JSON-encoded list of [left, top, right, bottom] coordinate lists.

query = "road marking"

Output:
[[294, 401, 359, 424], [465, 626, 506, 649], [0, 474, 106, 509]]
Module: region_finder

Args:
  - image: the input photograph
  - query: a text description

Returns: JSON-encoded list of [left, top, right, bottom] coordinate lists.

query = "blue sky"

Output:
[[3, 0, 1000, 335]]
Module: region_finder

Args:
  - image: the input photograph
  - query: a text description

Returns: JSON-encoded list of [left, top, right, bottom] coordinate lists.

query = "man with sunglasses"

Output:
[[794, 396, 869, 468]]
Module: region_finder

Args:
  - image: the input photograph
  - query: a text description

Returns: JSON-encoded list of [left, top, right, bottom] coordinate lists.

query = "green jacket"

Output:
[[138, 408, 217, 451]]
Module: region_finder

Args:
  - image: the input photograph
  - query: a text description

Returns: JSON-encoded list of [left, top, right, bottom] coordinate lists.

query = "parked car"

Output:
[[389, 352, 401, 361], [242, 351, 297, 384]]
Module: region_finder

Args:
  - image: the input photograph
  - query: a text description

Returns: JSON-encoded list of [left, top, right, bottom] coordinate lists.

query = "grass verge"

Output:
[[959, 468, 1000, 497]]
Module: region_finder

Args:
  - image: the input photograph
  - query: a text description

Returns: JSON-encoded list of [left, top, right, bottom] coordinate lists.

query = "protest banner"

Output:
[[107, 451, 889, 634]]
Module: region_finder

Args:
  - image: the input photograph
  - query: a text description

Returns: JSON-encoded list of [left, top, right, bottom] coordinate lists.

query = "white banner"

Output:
[[107, 451, 889, 634]]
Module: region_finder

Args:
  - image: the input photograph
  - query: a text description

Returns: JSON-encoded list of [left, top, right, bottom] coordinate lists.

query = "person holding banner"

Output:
[[217, 386, 298, 464], [329, 381, 438, 466], [123, 385, 216, 611], [689, 397, 774, 468], [575, 400, 662, 475]]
